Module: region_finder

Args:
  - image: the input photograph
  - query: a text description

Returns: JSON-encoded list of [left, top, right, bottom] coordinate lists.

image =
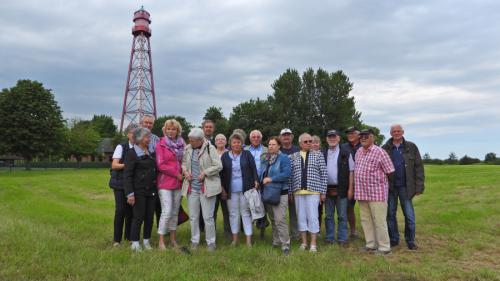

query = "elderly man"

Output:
[[202, 119, 216, 146], [355, 129, 395, 255], [246, 130, 270, 237], [341, 126, 362, 239], [322, 130, 354, 245], [140, 114, 162, 228], [279, 128, 300, 241], [382, 124, 425, 250], [290, 133, 327, 252]]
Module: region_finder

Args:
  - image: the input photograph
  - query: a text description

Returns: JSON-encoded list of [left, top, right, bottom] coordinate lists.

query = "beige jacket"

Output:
[[182, 141, 223, 198]]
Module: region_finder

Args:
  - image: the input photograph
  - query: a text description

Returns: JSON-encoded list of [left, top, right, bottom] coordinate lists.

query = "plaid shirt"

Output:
[[290, 150, 327, 194], [354, 144, 395, 202]]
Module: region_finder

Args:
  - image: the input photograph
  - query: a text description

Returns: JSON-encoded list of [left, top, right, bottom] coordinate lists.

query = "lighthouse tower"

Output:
[[120, 6, 157, 132]]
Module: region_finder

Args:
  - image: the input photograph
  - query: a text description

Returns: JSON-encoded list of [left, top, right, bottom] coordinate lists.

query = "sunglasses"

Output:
[[303, 140, 313, 143]]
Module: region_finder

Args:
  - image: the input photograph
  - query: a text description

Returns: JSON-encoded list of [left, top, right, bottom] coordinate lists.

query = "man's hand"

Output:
[[288, 194, 294, 204], [263, 177, 272, 185], [348, 188, 354, 200], [415, 192, 422, 196], [320, 194, 326, 203], [221, 188, 228, 200]]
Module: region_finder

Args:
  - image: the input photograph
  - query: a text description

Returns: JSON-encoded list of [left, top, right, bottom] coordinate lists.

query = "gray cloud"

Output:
[[1, 0, 499, 158]]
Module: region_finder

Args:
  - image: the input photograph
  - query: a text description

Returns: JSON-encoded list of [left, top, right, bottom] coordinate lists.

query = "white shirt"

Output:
[[112, 142, 134, 159]]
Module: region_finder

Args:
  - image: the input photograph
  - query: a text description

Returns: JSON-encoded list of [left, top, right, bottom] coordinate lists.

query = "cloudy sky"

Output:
[[1, 0, 499, 159]]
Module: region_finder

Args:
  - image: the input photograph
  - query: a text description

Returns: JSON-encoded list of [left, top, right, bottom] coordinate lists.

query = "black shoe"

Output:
[[359, 247, 377, 253], [408, 243, 419, 250], [390, 241, 399, 247], [375, 249, 392, 256], [282, 247, 290, 255], [337, 241, 348, 248]]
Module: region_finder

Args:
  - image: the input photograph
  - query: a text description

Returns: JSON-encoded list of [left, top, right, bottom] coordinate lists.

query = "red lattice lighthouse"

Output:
[[120, 6, 157, 132]]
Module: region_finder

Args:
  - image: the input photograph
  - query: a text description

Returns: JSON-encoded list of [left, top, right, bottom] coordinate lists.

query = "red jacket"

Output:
[[156, 137, 182, 190]]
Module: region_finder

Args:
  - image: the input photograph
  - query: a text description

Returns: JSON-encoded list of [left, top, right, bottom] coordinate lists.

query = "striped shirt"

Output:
[[354, 144, 395, 202]]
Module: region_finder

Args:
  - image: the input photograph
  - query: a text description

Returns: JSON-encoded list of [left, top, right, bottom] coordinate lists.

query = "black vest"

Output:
[[109, 141, 132, 190], [323, 147, 351, 197]]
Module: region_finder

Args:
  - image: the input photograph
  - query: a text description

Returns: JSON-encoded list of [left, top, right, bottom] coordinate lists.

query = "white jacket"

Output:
[[244, 189, 265, 221]]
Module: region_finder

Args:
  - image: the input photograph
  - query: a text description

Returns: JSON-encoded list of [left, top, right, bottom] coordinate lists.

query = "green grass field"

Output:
[[0, 165, 499, 281]]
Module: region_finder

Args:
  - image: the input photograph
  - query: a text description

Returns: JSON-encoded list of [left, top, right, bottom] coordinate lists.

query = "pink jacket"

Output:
[[156, 138, 182, 190]]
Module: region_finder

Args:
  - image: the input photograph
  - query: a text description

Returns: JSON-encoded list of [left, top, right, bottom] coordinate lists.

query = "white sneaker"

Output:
[[143, 241, 153, 250], [131, 242, 142, 252], [309, 245, 317, 253], [299, 244, 307, 251]]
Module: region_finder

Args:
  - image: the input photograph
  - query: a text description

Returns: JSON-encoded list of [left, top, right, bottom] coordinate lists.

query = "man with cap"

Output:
[[279, 128, 300, 240], [382, 124, 424, 250], [341, 126, 362, 238], [355, 129, 395, 255], [322, 130, 355, 245]]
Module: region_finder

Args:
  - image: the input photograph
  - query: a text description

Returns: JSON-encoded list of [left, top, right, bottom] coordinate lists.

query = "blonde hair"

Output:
[[162, 119, 182, 137]]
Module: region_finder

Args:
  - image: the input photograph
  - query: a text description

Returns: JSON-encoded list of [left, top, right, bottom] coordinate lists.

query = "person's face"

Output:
[[390, 126, 404, 141], [164, 125, 178, 139], [203, 122, 214, 137], [250, 133, 262, 147], [299, 135, 312, 151], [231, 138, 243, 152], [215, 136, 227, 149], [140, 134, 151, 147], [141, 117, 154, 130], [268, 139, 280, 154], [280, 133, 293, 145], [189, 138, 203, 148], [360, 134, 374, 148], [347, 131, 360, 143], [326, 135, 340, 147], [311, 139, 321, 151]]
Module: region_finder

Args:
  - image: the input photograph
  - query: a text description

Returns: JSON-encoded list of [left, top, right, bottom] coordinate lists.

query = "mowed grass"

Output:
[[0, 165, 499, 281]]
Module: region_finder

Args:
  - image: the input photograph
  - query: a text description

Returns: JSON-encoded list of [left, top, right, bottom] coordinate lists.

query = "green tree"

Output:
[[66, 119, 101, 168], [91, 114, 117, 138], [445, 152, 459, 164], [228, 98, 277, 141], [152, 115, 193, 140], [484, 152, 497, 163], [203, 106, 228, 136], [0, 80, 66, 170]]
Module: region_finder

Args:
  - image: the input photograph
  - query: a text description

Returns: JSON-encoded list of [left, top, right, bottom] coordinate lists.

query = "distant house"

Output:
[[68, 138, 115, 163]]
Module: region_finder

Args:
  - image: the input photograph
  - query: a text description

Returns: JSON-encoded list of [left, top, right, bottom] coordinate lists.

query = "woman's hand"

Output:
[[127, 195, 135, 206], [262, 177, 272, 185], [177, 173, 183, 181], [184, 171, 193, 181], [254, 181, 260, 190], [198, 171, 206, 182], [320, 194, 326, 203]]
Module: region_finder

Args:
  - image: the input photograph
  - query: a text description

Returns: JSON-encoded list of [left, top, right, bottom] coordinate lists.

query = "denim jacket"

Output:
[[259, 152, 291, 191]]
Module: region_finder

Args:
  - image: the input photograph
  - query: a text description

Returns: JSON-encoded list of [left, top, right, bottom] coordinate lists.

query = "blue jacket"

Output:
[[259, 152, 292, 191], [220, 150, 258, 199]]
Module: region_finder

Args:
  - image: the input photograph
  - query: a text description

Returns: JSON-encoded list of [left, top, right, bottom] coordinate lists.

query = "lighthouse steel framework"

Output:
[[120, 7, 157, 132]]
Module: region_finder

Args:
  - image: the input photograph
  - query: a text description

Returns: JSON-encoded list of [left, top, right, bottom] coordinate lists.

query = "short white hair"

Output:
[[188, 128, 205, 140], [250, 130, 262, 138], [390, 124, 404, 132], [133, 128, 151, 143], [298, 133, 311, 143]]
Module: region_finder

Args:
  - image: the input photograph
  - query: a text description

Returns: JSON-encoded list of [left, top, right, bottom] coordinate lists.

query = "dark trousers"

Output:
[[387, 185, 416, 246], [113, 190, 133, 242], [214, 195, 231, 234], [318, 202, 324, 229], [130, 194, 156, 241]]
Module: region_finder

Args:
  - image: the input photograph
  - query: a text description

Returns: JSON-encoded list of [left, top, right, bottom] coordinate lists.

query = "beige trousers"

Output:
[[359, 201, 390, 251], [265, 195, 290, 249]]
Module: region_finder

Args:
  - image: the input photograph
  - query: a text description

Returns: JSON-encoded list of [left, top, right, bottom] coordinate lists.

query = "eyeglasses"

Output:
[[360, 135, 370, 139], [303, 140, 313, 143]]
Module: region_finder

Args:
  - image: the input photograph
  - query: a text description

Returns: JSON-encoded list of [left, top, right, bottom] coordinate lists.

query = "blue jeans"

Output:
[[387, 185, 416, 246], [325, 196, 348, 242]]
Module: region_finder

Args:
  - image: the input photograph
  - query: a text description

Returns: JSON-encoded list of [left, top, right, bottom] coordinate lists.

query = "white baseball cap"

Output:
[[280, 128, 292, 135]]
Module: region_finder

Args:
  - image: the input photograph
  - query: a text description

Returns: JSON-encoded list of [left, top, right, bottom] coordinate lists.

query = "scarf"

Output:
[[166, 136, 185, 162]]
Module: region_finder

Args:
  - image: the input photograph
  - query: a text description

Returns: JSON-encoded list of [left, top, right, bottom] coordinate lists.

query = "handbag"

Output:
[[262, 184, 282, 205], [177, 205, 189, 225]]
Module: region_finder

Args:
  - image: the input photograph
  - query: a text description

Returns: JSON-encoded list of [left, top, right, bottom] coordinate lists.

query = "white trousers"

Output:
[[157, 189, 182, 235], [295, 194, 320, 234], [188, 191, 217, 245], [228, 192, 253, 236]]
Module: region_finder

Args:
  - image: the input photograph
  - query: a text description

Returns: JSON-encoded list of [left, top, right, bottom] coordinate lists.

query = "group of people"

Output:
[[108, 115, 425, 255]]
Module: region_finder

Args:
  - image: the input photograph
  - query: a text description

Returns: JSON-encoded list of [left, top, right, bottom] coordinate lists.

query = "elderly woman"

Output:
[[155, 119, 185, 250], [260, 136, 292, 254], [311, 135, 322, 151], [214, 133, 231, 236], [220, 132, 259, 247], [182, 128, 223, 251], [124, 127, 157, 251], [215, 133, 228, 157], [290, 133, 327, 253], [109, 123, 139, 247]]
